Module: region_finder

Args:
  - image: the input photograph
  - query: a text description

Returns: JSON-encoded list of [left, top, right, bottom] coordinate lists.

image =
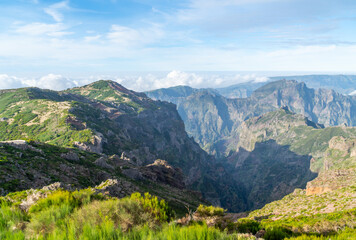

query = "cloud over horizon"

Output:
[[0, 71, 271, 92]]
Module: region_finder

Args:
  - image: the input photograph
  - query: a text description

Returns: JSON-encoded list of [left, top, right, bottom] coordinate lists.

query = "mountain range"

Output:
[[0, 77, 355, 239], [147, 79, 356, 157]]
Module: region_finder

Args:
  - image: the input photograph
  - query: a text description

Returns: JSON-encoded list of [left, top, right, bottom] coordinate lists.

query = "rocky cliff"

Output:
[[147, 80, 356, 157], [226, 108, 356, 210]]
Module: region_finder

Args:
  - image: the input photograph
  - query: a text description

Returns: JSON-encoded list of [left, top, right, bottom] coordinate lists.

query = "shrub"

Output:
[[29, 188, 103, 214], [69, 198, 156, 233], [236, 218, 261, 234], [196, 204, 226, 217], [264, 227, 293, 240], [130, 192, 174, 222]]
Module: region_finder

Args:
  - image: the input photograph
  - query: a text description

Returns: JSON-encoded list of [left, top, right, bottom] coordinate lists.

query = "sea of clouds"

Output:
[[0, 71, 269, 92]]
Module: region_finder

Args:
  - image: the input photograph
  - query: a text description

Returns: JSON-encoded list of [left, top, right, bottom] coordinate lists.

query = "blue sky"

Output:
[[0, 0, 356, 90]]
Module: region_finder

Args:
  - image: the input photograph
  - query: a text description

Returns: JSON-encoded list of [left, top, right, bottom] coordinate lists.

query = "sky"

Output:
[[0, 0, 356, 91]]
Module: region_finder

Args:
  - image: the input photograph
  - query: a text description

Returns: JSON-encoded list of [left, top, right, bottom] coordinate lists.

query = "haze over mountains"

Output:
[[147, 79, 356, 156]]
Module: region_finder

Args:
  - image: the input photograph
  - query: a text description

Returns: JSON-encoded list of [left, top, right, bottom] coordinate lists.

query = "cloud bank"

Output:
[[0, 71, 270, 92]]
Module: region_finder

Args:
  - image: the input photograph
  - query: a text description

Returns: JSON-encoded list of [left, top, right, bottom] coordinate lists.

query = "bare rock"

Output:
[[0, 140, 43, 154], [60, 151, 80, 162], [19, 190, 46, 211], [41, 182, 74, 191], [95, 178, 139, 198], [122, 168, 144, 180], [143, 159, 185, 189], [73, 132, 106, 154], [94, 156, 114, 169]]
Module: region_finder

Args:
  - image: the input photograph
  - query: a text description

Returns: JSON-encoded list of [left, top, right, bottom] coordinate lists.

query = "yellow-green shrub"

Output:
[[196, 204, 226, 217]]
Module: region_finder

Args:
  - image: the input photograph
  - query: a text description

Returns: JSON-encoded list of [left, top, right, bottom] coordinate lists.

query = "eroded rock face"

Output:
[[74, 132, 105, 154], [142, 160, 185, 189], [329, 136, 356, 155], [122, 168, 144, 180], [95, 179, 139, 198], [60, 152, 80, 162], [306, 170, 355, 195], [19, 182, 74, 211], [94, 156, 114, 169], [306, 136, 356, 195]]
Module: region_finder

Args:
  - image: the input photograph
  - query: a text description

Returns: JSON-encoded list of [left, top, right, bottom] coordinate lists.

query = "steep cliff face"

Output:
[[225, 109, 356, 211], [270, 74, 356, 95], [147, 80, 356, 157], [247, 136, 356, 223], [250, 80, 355, 127], [306, 136, 356, 195]]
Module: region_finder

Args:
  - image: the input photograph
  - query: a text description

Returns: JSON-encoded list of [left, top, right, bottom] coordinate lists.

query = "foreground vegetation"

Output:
[[1, 187, 355, 240], [0, 189, 255, 240]]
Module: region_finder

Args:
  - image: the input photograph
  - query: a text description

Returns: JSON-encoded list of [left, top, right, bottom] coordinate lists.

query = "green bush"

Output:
[[130, 192, 174, 222], [196, 204, 226, 217], [29, 189, 103, 214], [69, 198, 156, 233], [264, 227, 293, 240], [236, 218, 261, 234]]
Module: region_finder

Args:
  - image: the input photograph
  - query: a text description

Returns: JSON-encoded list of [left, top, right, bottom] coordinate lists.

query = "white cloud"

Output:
[[108, 71, 205, 91], [0, 74, 77, 91], [0, 72, 271, 92], [349, 90, 356, 96], [110, 71, 271, 91], [233, 74, 269, 83], [107, 25, 141, 46], [44, 0, 69, 22], [0, 75, 26, 89], [84, 35, 102, 42], [23, 74, 76, 90], [15, 22, 70, 37], [107, 24, 164, 47]]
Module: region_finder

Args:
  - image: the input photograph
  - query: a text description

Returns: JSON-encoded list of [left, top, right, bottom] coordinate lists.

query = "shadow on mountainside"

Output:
[[226, 139, 318, 211]]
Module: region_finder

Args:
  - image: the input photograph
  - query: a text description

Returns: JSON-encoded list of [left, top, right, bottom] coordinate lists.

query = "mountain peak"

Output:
[[66, 80, 148, 105], [88, 80, 129, 92]]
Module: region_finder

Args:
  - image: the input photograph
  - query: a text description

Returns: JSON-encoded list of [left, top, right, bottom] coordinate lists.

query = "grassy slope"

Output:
[[0, 88, 95, 148], [65, 80, 151, 113]]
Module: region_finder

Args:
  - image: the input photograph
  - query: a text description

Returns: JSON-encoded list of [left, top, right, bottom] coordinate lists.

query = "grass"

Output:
[[1, 187, 356, 240], [0, 189, 254, 240]]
